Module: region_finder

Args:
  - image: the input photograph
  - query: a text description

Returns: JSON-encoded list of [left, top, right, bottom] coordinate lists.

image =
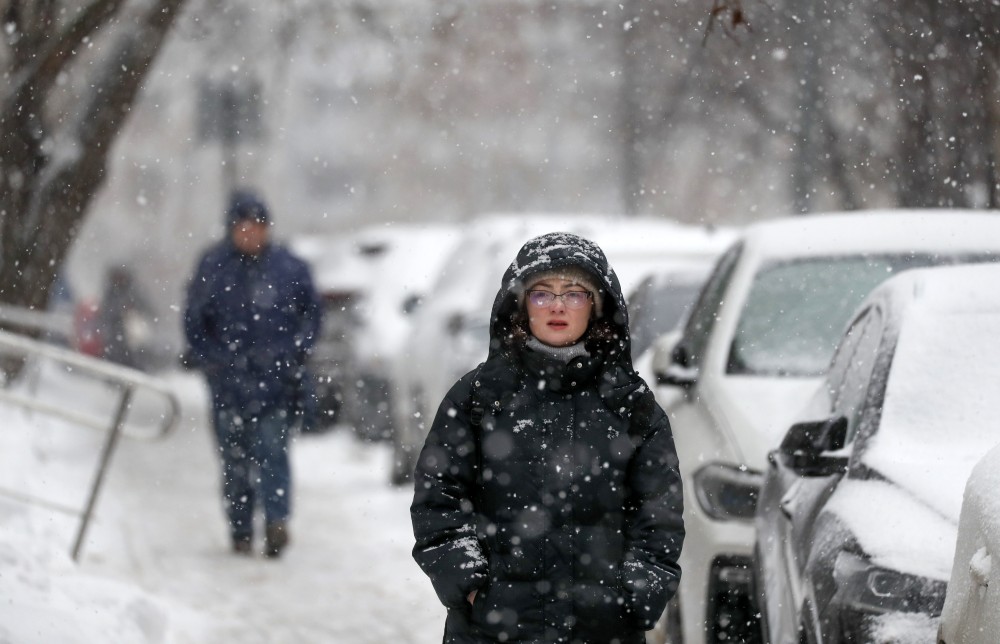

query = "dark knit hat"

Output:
[[226, 188, 270, 227]]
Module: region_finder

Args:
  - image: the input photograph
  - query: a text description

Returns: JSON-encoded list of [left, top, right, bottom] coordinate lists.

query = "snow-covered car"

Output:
[[938, 442, 1000, 644], [647, 211, 1000, 644], [755, 262, 1000, 644], [389, 213, 733, 485], [289, 231, 380, 428], [342, 222, 462, 441], [292, 224, 462, 434]]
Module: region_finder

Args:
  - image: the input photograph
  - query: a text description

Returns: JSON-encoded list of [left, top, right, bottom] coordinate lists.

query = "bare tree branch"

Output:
[[5, 0, 127, 109]]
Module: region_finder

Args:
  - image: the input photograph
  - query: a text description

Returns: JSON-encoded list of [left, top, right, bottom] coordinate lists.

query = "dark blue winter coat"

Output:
[[411, 232, 684, 643], [184, 238, 321, 418]]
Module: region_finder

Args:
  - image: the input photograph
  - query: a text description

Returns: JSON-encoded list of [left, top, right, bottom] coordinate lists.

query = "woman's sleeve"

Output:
[[410, 377, 488, 610], [621, 392, 685, 630]]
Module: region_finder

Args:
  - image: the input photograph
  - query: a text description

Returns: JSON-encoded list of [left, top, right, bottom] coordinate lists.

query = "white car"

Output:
[[293, 224, 461, 436], [389, 213, 733, 484], [648, 210, 1000, 644], [345, 223, 462, 440], [939, 442, 1000, 644], [289, 231, 374, 428]]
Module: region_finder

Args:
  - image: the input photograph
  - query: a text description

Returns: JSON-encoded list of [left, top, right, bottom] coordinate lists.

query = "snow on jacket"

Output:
[[183, 238, 321, 417], [411, 232, 685, 644]]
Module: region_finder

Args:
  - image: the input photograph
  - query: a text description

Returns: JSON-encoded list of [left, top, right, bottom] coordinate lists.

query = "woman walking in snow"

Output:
[[411, 232, 685, 643]]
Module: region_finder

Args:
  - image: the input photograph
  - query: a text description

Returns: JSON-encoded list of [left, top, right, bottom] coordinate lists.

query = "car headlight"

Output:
[[832, 551, 947, 616], [692, 463, 763, 521]]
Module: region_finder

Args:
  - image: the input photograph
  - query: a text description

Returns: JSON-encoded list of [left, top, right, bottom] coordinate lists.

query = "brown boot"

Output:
[[232, 535, 253, 555], [264, 521, 289, 558]]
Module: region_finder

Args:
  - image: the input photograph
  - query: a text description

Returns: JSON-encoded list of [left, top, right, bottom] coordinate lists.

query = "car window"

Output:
[[834, 308, 883, 443], [673, 242, 743, 369], [726, 253, 996, 377], [824, 309, 870, 405], [630, 279, 704, 358]]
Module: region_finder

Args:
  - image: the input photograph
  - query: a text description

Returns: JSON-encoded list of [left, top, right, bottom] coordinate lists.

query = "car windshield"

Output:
[[630, 281, 704, 358], [728, 253, 996, 377]]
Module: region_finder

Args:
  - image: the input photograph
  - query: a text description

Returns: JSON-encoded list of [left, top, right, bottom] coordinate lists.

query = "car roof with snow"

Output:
[[740, 209, 1000, 260], [429, 212, 735, 320]]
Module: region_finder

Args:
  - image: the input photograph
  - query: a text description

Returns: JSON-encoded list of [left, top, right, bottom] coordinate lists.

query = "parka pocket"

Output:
[[573, 580, 629, 638], [470, 577, 544, 641]]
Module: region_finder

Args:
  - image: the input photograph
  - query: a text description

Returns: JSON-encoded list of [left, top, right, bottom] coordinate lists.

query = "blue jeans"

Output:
[[212, 408, 292, 540]]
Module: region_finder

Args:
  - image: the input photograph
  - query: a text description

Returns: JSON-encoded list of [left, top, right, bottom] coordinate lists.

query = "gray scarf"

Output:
[[526, 336, 590, 363]]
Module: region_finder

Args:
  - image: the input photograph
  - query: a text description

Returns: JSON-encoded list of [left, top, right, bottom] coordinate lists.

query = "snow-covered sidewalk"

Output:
[[0, 369, 445, 643]]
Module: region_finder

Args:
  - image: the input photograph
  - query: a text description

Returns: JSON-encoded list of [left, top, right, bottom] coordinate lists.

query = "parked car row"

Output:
[[298, 208, 1000, 643], [642, 210, 1000, 644], [292, 213, 732, 445]]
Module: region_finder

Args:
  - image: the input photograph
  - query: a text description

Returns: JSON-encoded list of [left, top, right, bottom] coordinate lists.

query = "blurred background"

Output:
[[2, 0, 994, 366], [3, 2, 1000, 640]]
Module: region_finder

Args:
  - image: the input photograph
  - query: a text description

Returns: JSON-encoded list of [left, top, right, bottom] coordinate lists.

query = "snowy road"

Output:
[[66, 372, 445, 643]]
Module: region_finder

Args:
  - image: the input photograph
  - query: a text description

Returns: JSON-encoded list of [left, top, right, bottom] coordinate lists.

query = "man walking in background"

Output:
[[184, 188, 321, 558]]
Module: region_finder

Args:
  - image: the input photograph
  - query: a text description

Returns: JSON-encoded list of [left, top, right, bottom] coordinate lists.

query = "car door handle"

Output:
[[970, 547, 992, 588]]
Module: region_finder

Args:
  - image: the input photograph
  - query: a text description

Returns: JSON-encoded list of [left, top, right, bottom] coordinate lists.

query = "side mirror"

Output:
[[652, 331, 697, 388], [402, 294, 421, 315], [777, 416, 849, 476]]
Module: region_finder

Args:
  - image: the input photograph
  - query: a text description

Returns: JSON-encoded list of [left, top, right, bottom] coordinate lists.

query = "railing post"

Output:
[[0, 329, 179, 559], [70, 386, 135, 562]]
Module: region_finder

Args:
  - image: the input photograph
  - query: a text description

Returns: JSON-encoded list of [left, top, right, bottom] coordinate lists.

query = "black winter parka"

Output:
[[411, 232, 684, 644]]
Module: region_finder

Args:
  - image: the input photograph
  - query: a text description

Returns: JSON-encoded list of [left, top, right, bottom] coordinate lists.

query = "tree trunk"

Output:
[[0, 0, 188, 313]]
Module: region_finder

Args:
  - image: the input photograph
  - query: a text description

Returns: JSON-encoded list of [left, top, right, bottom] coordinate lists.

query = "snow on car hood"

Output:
[[863, 309, 1000, 526], [830, 277, 1000, 583], [826, 479, 956, 581], [712, 375, 823, 468]]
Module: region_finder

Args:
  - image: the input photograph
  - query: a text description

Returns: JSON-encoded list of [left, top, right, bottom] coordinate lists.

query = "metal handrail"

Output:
[[0, 328, 181, 560], [0, 304, 73, 338]]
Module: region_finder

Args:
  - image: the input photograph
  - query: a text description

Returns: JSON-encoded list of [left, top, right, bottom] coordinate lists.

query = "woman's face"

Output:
[[526, 277, 594, 347]]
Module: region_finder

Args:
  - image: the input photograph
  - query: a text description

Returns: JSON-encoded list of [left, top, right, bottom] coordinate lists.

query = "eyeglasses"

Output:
[[527, 289, 593, 309]]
